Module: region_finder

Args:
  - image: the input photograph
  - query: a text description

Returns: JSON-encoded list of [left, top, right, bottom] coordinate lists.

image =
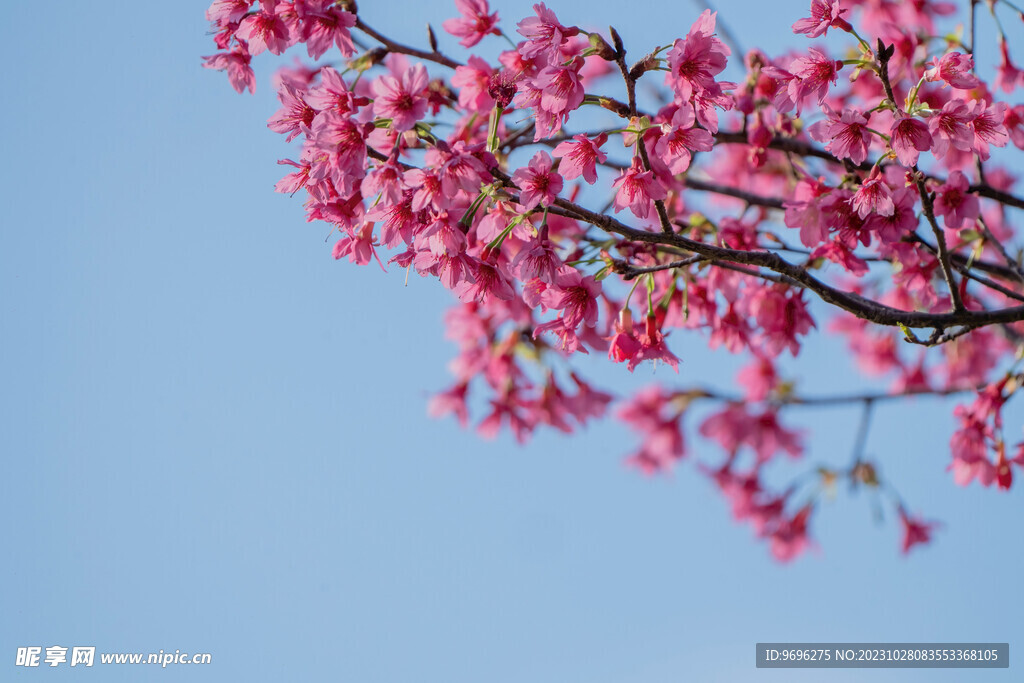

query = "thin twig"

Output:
[[355, 19, 462, 70]]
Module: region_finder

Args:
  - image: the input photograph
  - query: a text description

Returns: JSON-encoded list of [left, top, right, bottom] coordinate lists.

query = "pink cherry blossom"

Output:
[[995, 37, 1023, 94], [202, 47, 256, 94], [788, 48, 842, 106], [665, 10, 731, 101], [533, 58, 585, 115], [865, 187, 919, 243], [451, 56, 496, 113], [898, 508, 938, 554], [236, 1, 292, 56], [333, 223, 386, 270], [967, 100, 1010, 161], [933, 171, 980, 229], [851, 173, 894, 218], [207, 0, 252, 25], [611, 158, 669, 219], [767, 505, 813, 563], [927, 99, 974, 158], [654, 105, 715, 174], [372, 64, 429, 132], [542, 268, 600, 329], [1005, 104, 1024, 149], [607, 321, 642, 363], [511, 152, 563, 210], [511, 236, 561, 283], [737, 357, 778, 401], [552, 133, 607, 184], [924, 52, 982, 90], [429, 382, 470, 427], [889, 114, 933, 167], [268, 84, 316, 142], [792, 0, 851, 38], [807, 107, 872, 165], [516, 2, 578, 60], [442, 0, 501, 48], [628, 315, 681, 372], [783, 176, 832, 247], [299, 0, 356, 59]]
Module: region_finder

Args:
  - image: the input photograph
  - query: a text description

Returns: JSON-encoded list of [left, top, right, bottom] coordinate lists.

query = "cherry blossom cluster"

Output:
[[203, 0, 1024, 561]]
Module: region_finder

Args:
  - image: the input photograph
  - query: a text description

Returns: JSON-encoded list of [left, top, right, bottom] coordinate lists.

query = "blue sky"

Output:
[[1, 1, 1022, 681]]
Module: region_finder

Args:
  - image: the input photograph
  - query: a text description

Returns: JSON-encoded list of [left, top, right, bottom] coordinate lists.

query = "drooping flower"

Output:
[[202, 47, 256, 94], [627, 315, 681, 372], [995, 37, 1023, 94], [1005, 104, 1024, 149], [767, 505, 813, 563], [607, 310, 642, 364], [333, 223, 386, 270], [428, 382, 470, 427], [897, 507, 939, 555]]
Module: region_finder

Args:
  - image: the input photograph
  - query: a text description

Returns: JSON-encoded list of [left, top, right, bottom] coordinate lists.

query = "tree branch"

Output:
[[355, 18, 462, 70]]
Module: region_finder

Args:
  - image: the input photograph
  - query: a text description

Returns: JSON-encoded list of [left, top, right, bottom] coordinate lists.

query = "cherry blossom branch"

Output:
[[684, 383, 983, 407], [877, 39, 965, 314], [353, 20, 1020, 336], [371, 141, 1022, 336], [610, 27, 675, 235], [540, 192, 1024, 329], [915, 174, 967, 312]]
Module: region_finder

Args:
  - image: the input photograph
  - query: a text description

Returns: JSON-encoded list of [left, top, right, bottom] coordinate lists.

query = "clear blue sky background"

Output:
[[2, 1, 1022, 681]]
